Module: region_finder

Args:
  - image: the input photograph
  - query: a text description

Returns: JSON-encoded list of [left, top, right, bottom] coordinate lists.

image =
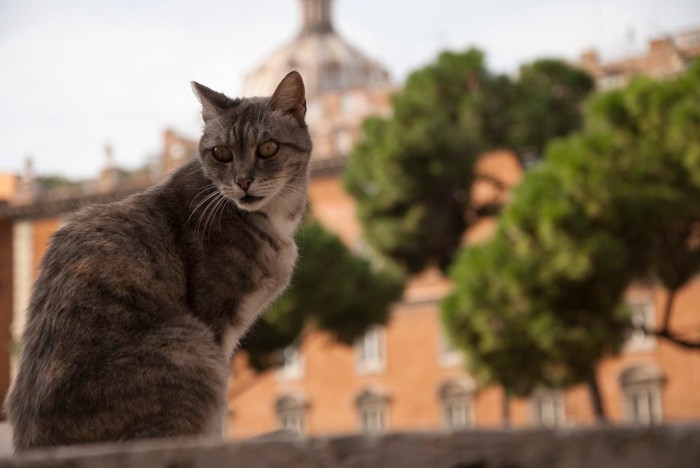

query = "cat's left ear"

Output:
[[270, 71, 307, 121], [191, 82, 236, 122]]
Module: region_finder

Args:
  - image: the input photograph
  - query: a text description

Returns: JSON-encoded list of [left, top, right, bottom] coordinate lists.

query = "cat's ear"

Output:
[[191, 82, 236, 122], [270, 71, 307, 121]]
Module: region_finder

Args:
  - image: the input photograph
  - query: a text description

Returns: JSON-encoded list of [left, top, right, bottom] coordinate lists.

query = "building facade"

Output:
[[226, 149, 700, 438]]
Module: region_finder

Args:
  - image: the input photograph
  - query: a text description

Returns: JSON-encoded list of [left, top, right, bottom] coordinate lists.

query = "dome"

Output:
[[241, 0, 392, 99]]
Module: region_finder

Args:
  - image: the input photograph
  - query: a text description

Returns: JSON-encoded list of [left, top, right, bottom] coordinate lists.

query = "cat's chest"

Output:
[[218, 218, 299, 358]]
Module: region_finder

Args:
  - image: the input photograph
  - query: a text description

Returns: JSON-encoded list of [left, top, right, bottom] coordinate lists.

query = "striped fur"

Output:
[[5, 72, 312, 451]]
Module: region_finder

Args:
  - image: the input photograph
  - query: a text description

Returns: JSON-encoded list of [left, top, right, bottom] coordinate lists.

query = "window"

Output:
[[531, 389, 565, 428], [600, 72, 625, 90], [277, 343, 304, 380], [438, 380, 475, 431], [438, 326, 462, 367], [340, 93, 356, 114], [356, 389, 389, 435], [340, 92, 368, 116], [334, 129, 354, 156], [275, 395, 308, 437], [355, 326, 385, 373], [305, 100, 322, 123], [620, 365, 664, 425], [626, 300, 656, 352]]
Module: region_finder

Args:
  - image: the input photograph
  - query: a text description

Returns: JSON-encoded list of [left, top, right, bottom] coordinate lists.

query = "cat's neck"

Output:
[[257, 172, 308, 241]]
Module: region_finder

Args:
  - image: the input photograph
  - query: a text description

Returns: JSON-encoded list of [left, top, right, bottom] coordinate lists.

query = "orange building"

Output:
[[579, 27, 700, 90], [0, 0, 698, 439]]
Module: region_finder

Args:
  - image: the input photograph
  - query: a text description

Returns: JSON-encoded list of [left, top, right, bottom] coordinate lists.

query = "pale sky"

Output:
[[1, 0, 699, 179]]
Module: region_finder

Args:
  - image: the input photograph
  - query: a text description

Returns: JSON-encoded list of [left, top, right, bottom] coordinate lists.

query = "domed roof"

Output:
[[241, 0, 392, 98]]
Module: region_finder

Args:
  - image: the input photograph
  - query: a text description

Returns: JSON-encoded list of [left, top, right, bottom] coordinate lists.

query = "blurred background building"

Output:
[[579, 27, 700, 89], [0, 0, 699, 437]]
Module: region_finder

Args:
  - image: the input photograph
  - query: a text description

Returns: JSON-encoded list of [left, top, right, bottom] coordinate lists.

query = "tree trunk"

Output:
[[502, 389, 511, 428], [650, 286, 700, 348], [587, 374, 608, 424], [661, 286, 678, 332]]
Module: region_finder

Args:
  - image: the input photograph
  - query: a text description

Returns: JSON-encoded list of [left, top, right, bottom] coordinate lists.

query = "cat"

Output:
[[4, 71, 312, 451]]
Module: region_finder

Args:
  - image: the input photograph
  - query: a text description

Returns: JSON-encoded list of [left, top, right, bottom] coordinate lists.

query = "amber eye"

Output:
[[257, 141, 279, 159], [212, 146, 233, 163]]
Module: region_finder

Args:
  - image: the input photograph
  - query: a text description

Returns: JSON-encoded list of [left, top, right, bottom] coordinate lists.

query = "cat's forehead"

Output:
[[203, 96, 300, 141], [225, 97, 271, 122]]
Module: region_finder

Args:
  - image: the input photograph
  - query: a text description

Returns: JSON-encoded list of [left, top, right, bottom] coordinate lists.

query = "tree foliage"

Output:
[[443, 60, 700, 398], [344, 49, 593, 274], [241, 218, 404, 371]]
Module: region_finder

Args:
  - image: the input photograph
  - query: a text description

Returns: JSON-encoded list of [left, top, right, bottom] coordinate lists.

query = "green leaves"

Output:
[[240, 219, 404, 371], [443, 60, 700, 396], [344, 48, 593, 274]]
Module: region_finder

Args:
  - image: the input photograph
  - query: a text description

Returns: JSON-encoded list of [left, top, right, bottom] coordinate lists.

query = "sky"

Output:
[[1, 0, 699, 180]]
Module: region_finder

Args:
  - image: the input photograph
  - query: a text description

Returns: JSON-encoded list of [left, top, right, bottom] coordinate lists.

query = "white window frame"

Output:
[[438, 325, 463, 368], [356, 389, 389, 436], [355, 326, 386, 374], [277, 343, 304, 381], [275, 395, 308, 437], [443, 399, 469, 431], [305, 100, 323, 123], [531, 389, 566, 429], [334, 128, 354, 156], [626, 300, 657, 352], [360, 402, 387, 435], [620, 366, 663, 425], [280, 408, 305, 436], [438, 380, 475, 431]]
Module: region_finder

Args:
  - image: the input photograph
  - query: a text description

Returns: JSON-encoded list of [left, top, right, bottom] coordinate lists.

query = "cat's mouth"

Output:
[[241, 194, 264, 204], [235, 194, 267, 210]]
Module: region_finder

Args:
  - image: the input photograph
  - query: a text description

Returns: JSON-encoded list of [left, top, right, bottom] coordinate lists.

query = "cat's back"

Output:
[[30, 192, 187, 323], [5, 184, 226, 450]]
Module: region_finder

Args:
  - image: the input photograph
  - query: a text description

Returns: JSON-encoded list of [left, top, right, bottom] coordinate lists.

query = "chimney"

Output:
[[580, 49, 599, 66], [16, 157, 38, 203], [649, 37, 673, 55], [98, 143, 120, 192]]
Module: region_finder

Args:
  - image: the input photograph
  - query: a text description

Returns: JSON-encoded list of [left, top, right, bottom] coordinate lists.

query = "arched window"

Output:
[[530, 389, 566, 428], [620, 365, 664, 425], [275, 394, 308, 436], [355, 388, 390, 435], [438, 379, 475, 430]]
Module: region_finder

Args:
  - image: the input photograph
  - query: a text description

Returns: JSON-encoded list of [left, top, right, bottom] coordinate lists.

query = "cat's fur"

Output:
[[5, 71, 312, 451]]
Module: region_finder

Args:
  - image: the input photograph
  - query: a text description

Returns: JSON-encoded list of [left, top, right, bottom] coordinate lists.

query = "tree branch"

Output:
[[643, 324, 700, 349], [661, 287, 677, 332], [644, 287, 700, 349], [652, 328, 700, 349]]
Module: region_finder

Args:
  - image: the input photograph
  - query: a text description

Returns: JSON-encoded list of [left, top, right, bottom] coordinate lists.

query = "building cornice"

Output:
[[0, 156, 349, 221]]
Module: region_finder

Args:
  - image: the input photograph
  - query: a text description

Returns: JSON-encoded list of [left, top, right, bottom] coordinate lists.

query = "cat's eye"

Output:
[[212, 146, 233, 163], [257, 141, 279, 159]]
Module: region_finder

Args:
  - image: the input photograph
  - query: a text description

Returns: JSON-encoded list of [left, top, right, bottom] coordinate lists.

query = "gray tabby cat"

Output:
[[5, 71, 312, 451]]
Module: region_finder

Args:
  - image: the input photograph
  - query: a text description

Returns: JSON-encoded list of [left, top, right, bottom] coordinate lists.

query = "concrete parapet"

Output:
[[2, 425, 699, 468]]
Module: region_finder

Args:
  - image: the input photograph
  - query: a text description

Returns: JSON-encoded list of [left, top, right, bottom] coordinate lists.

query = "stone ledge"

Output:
[[2, 425, 699, 468]]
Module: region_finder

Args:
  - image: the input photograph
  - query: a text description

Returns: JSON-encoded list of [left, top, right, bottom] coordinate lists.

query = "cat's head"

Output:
[[192, 72, 312, 213]]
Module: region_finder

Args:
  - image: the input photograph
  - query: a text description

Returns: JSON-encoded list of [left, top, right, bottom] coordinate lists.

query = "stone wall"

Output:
[[2, 425, 699, 468]]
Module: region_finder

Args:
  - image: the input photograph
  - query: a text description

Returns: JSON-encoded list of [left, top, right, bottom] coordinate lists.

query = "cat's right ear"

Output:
[[191, 82, 235, 122]]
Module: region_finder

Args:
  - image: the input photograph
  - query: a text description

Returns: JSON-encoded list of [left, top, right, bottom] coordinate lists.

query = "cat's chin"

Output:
[[234, 195, 266, 211]]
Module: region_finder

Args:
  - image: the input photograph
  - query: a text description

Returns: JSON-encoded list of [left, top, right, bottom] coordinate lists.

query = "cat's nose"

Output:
[[236, 176, 254, 191]]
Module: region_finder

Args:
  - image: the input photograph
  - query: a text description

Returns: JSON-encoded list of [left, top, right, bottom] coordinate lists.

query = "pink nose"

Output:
[[236, 177, 253, 191]]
